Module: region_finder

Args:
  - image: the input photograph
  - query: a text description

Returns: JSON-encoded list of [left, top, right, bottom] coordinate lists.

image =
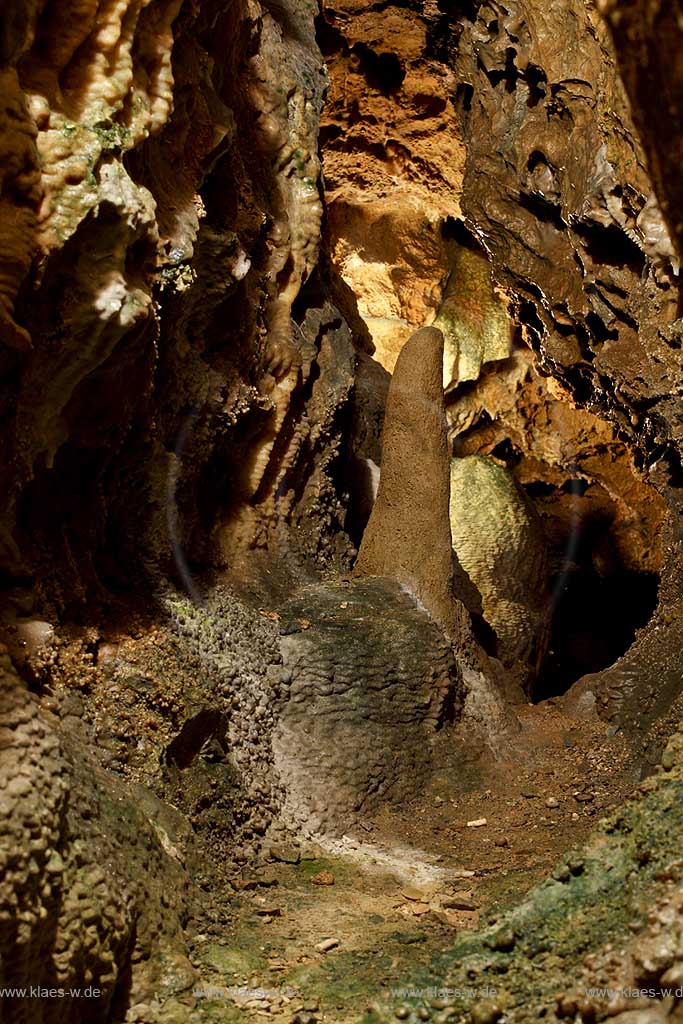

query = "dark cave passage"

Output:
[[529, 486, 661, 701], [533, 566, 660, 702]]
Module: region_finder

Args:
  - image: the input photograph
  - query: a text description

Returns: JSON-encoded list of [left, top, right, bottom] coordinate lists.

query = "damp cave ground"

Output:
[[188, 694, 638, 1023]]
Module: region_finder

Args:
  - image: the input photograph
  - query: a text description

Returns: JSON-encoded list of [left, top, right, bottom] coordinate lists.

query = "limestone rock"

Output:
[[274, 577, 462, 834], [0, 655, 195, 1023], [354, 326, 469, 644], [449, 455, 549, 682]]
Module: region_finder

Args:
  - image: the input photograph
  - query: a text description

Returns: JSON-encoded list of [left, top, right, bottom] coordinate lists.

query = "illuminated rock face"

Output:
[[318, 0, 467, 375], [0, 0, 344, 601], [449, 454, 549, 687]]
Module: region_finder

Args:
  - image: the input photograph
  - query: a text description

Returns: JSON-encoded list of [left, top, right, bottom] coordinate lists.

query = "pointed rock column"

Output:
[[353, 326, 469, 643]]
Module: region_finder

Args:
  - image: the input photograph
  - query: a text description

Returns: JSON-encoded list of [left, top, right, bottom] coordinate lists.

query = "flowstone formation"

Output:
[[0, 0, 346, 606], [0, 646, 195, 1024], [449, 455, 549, 688], [274, 577, 462, 835]]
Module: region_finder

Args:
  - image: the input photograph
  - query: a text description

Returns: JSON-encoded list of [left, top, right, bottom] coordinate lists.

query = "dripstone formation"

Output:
[[353, 326, 470, 643], [449, 455, 549, 688], [273, 577, 462, 834]]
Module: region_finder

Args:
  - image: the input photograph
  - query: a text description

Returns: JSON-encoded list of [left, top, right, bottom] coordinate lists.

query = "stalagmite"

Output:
[[353, 325, 469, 642]]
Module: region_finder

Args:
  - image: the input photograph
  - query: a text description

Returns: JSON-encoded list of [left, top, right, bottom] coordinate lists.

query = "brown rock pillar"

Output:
[[353, 326, 469, 643]]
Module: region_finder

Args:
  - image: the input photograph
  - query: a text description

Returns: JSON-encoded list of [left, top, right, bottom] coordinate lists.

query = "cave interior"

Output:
[[2, 1, 683, 1023]]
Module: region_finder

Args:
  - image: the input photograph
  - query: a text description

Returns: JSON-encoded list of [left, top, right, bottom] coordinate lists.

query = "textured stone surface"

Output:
[[0, 0, 347, 607], [0, 645, 195, 1024], [600, 0, 683, 269], [436, 242, 514, 389], [449, 455, 549, 685], [353, 327, 469, 643], [320, 0, 466, 370], [448, 347, 666, 580], [273, 577, 462, 834], [370, 725, 683, 1023]]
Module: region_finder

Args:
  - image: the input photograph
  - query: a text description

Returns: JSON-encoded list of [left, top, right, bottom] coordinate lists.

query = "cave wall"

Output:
[[0, 1, 369, 1016], [0, 0, 353, 614], [319, 0, 683, 729], [4, 0, 683, 1017], [448, 0, 683, 727]]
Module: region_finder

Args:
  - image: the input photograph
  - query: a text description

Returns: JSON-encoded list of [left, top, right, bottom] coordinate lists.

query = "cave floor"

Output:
[[188, 701, 638, 1023]]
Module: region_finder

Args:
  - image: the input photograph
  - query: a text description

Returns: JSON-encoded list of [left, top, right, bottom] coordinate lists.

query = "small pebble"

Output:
[[545, 797, 559, 808], [467, 818, 487, 828], [471, 1002, 502, 1024], [311, 870, 334, 886], [315, 938, 340, 953], [489, 928, 516, 952], [442, 894, 479, 911]]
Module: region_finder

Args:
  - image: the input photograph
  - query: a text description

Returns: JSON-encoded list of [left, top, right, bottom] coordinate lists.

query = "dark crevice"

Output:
[[585, 310, 619, 344], [561, 365, 596, 404], [524, 480, 556, 498], [489, 437, 520, 464], [518, 191, 566, 231], [585, 284, 640, 331], [455, 81, 474, 111], [517, 299, 545, 336], [165, 709, 229, 769], [525, 64, 547, 107], [436, 0, 478, 19], [350, 43, 405, 94], [574, 221, 647, 273], [314, 12, 347, 57], [442, 215, 484, 250], [533, 568, 659, 701]]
